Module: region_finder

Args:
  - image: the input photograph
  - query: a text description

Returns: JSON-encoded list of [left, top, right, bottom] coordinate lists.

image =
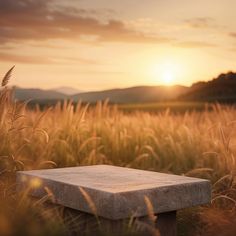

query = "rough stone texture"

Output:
[[16, 165, 211, 220]]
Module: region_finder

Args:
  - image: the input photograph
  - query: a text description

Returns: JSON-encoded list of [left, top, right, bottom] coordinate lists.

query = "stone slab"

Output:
[[16, 165, 211, 220]]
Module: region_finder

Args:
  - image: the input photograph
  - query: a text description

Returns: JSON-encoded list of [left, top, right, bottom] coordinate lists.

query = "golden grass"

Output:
[[1, 68, 236, 235]]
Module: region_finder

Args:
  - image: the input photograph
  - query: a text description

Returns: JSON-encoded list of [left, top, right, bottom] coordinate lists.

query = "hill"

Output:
[[13, 87, 67, 101], [179, 72, 236, 102], [53, 87, 83, 95], [72, 85, 188, 103], [11, 71, 236, 104]]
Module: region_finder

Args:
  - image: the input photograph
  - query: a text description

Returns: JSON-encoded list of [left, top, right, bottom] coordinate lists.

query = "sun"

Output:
[[161, 70, 175, 85], [160, 62, 177, 85], [149, 60, 181, 86]]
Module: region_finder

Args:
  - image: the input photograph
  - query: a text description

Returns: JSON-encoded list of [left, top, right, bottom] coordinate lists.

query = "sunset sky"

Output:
[[1, 0, 236, 91]]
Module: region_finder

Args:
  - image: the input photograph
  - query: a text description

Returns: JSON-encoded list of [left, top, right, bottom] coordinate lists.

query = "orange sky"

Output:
[[1, 0, 236, 91]]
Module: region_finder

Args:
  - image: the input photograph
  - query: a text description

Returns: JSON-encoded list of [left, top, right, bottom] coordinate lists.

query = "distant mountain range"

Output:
[[53, 87, 83, 95], [11, 71, 236, 103], [12, 85, 188, 103], [71, 85, 188, 103], [13, 87, 67, 101]]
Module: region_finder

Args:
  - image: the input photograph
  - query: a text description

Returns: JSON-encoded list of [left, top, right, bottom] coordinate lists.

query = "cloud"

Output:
[[229, 32, 236, 38], [60, 57, 100, 65], [184, 17, 215, 28], [173, 41, 216, 48], [0, 52, 100, 65], [74, 70, 124, 75], [0, 52, 53, 64], [0, 0, 169, 45]]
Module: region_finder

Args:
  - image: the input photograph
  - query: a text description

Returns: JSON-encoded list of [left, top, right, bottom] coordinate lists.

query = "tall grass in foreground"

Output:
[[0, 69, 236, 235]]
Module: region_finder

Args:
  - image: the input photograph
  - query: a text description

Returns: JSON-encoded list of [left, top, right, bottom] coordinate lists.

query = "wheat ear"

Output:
[[2, 65, 15, 87]]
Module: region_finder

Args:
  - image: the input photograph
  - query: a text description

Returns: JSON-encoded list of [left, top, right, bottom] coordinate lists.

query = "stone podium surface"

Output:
[[17, 165, 211, 235]]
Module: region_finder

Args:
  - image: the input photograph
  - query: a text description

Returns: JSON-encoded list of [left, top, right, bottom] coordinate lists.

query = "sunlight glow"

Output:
[[149, 60, 183, 86], [161, 70, 175, 85], [160, 62, 178, 85]]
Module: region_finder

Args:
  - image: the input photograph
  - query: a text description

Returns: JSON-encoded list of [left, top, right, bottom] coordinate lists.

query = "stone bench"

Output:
[[16, 165, 211, 236]]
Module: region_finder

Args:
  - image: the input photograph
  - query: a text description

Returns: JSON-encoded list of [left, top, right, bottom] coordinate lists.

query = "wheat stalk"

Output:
[[79, 187, 98, 216], [2, 65, 15, 87], [144, 196, 157, 223]]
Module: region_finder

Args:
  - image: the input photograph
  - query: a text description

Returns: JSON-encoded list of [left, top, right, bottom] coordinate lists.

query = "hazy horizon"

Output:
[[1, 0, 236, 90], [7, 69, 236, 93], [11, 82, 188, 92]]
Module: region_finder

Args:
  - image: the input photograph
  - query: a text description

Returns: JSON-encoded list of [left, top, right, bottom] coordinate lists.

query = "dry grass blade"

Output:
[[213, 174, 231, 189], [79, 187, 97, 217], [144, 196, 157, 223], [39, 160, 57, 169], [2, 66, 15, 87], [35, 128, 49, 143], [33, 194, 53, 207], [79, 187, 102, 229], [79, 137, 101, 153], [33, 107, 52, 130], [211, 195, 236, 207], [44, 186, 56, 203], [185, 168, 213, 177]]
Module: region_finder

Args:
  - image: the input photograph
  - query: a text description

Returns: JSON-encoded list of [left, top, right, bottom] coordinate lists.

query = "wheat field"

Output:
[[0, 69, 236, 236]]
